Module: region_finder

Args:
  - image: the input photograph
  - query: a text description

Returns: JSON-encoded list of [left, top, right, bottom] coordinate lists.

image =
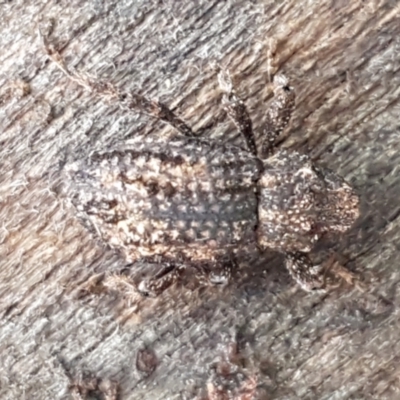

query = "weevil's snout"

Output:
[[317, 175, 360, 234]]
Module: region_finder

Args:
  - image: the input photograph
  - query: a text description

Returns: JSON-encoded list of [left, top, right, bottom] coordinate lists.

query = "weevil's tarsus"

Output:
[[285, 252, 327, 291], [285, 252, 364, 292], [136, 263, 186, 297], [104, 263, 186, 298]]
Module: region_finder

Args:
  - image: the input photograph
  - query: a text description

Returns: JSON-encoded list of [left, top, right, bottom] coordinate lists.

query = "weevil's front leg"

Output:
[[218, 70, 258, 156], [285, 252, 363, 292], [42, 35, 195, 137], [261, 75, 296, 157]]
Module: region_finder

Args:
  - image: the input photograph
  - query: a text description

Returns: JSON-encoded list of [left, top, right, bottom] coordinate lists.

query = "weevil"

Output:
[[45, 45, 360, 297]]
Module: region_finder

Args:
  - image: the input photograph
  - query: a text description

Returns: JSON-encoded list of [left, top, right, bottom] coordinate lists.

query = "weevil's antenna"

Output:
[[39, 27, 195, 137]]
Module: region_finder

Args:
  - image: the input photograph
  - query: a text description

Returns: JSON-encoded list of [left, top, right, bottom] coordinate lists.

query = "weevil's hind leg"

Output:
[[285, 252, 364, 292], [261, 75, 296, 157], [41, 33, 195, 137], [218, 70, 258, 156]]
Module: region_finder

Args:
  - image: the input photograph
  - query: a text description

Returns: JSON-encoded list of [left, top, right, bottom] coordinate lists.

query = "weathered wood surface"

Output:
[[1, 1, 399, 399]]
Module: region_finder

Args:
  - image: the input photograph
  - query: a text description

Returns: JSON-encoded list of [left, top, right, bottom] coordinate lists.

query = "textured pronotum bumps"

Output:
[[68, 134, 262, 263], [257, 150, 360, 253]]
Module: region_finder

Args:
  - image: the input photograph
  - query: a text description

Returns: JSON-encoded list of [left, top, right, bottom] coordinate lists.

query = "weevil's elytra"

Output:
[[45, 42, 360, 297], [68, 135, 262, 263]]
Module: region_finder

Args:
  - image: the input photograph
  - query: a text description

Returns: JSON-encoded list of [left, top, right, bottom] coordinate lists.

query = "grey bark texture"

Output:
[[0, 1, 399, 399]]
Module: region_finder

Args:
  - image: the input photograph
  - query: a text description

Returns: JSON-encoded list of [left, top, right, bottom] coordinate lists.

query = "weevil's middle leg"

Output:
[[218, 70, 258, 156]]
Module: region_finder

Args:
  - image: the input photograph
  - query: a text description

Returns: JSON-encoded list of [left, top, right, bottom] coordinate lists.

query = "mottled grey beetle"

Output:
[[46, 46, 360, 297]]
